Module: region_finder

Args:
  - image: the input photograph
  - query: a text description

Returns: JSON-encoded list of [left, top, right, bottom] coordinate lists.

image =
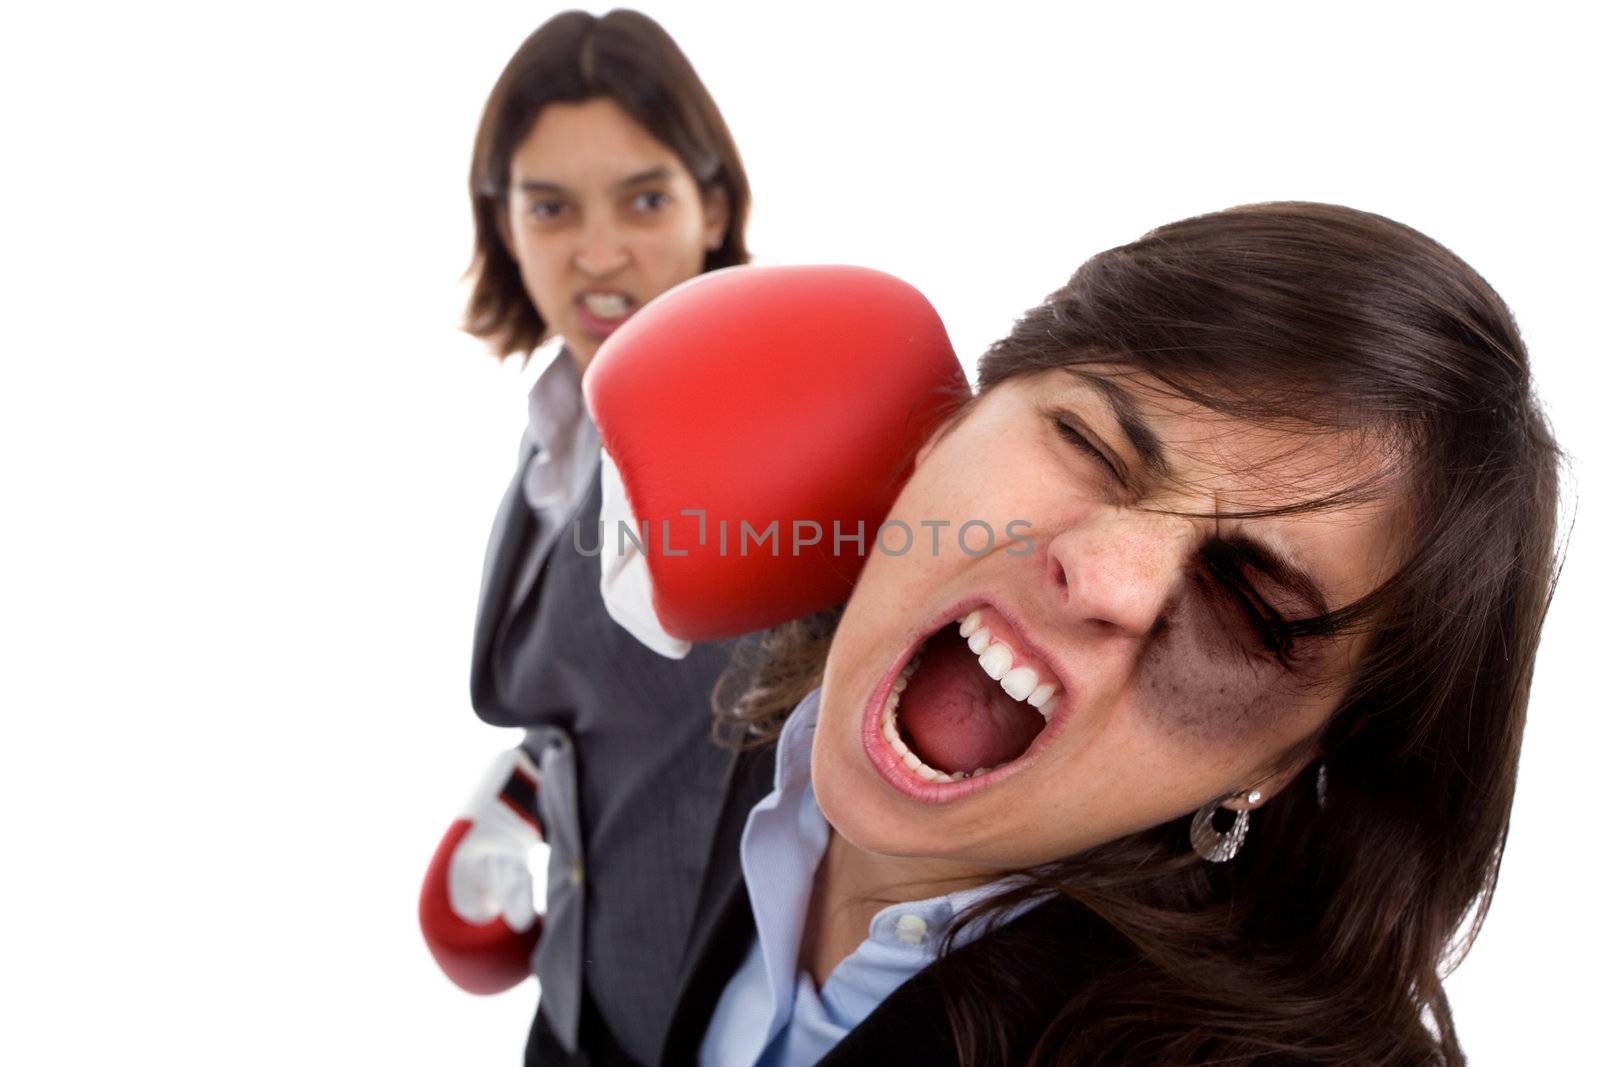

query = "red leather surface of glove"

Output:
[[585, 264, 969, 641], [418, 820, 542, 994], [418, 748, 544, 995]]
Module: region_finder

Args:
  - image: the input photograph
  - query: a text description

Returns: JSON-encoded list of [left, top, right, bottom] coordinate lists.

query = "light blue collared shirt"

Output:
[[698, 688, 1034, 1067]]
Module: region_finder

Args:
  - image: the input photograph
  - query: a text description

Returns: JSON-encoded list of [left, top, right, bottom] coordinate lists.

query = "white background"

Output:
[[2, 2, 1593, 1063]]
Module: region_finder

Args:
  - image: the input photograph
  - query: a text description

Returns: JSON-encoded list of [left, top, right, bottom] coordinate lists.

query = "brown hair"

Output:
[[715, 202, 1562, 1064], [463, 9, 752, 358]]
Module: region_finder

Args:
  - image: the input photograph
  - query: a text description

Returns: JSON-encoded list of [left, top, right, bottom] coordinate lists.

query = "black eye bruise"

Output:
[[1043, 403, 1336, 666], [1196, 540, 1297, 665]]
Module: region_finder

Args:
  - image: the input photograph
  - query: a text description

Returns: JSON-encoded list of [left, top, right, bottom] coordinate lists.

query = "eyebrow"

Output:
[[1076, 374, 1172, 481], [1068, 370, 1333, 617], [516, 165, 675, 197]]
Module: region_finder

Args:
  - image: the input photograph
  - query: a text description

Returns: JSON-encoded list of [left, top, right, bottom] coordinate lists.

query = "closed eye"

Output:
[[1050, 412, 1124, 486], [1197, 541, 1299, 664]]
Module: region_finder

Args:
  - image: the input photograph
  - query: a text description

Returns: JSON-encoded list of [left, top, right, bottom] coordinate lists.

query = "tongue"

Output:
[[896, 625, 1044, 773]]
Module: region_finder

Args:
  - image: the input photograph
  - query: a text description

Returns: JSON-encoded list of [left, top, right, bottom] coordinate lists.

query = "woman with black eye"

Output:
[[626, 202, 1561, 1065]]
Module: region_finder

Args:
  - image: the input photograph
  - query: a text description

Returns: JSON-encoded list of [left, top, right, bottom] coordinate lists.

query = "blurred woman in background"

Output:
[[422, 10, 754, 1065]]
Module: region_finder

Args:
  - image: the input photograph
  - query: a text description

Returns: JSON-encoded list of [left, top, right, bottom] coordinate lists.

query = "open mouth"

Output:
[[869, 604, 1065, 794]]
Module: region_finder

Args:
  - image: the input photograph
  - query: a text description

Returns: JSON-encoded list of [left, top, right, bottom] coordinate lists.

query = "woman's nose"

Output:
[[574, 216, 630, 276], [1042, 509, 1190, 639]]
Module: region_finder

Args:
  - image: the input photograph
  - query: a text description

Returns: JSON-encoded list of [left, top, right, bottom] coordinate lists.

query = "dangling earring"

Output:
[[1189, 788, 1262, 863]]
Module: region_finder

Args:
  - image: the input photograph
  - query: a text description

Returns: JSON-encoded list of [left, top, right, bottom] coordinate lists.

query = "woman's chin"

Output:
[[811, 727, 975, 863]]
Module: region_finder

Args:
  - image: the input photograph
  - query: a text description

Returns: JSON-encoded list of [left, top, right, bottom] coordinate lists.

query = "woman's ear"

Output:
[[700, 186, 730, 251], [1223, 750, 1321, 812]]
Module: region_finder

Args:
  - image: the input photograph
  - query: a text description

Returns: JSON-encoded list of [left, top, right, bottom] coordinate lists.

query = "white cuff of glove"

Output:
[[449, 748, 546, 933], [598, 446, 693, 660]]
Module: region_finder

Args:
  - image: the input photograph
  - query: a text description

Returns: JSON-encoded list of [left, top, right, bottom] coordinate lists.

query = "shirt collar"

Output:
[[722, 687, 1046, 1065], [520, 345, 598, 513], [526, 344, 585, 444], [771, 686, 823, 792]]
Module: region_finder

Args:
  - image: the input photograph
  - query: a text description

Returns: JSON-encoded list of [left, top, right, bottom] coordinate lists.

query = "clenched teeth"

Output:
[[580, 292, 631, 319], [879, 611, 1063, 786]]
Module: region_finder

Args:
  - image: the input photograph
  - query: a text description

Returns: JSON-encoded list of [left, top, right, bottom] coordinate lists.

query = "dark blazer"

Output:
[[649, 754, 1350, 1066], [508, 733, 1094, 1066], [469, 433, 738, 1066]]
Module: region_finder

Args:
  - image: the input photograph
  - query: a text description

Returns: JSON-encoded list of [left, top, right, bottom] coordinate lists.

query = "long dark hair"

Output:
[[463, 9, 752, 358], [715, 202, 1562, 1064]]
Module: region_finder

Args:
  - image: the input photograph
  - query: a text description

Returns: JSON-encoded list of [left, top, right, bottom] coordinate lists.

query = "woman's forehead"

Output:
[[1027, 367, 1402, 494], [511, 98, 691, 187]]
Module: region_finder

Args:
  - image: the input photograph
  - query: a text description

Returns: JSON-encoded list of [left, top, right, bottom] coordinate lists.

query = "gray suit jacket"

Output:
[[470, 440, 738, 1065]]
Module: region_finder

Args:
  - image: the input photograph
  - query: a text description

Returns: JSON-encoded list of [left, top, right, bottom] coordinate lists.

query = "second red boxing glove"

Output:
[[418, 747, 545, 995], [584, 264, 969, 642]]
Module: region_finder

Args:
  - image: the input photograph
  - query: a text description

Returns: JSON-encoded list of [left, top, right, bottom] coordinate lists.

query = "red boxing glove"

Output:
[[585, 265, 969, 641], [418, 747, 545, 994]]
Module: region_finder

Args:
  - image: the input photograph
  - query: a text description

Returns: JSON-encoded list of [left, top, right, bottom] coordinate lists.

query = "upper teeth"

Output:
[[582, 293, 630, 319], [878, 611, 1062, 786], [958, 610, 1060, 718]]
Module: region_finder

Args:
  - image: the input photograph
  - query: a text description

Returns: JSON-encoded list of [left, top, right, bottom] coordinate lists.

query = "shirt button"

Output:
[[894, 913, 927, 946], [568, 859, 585, 887]]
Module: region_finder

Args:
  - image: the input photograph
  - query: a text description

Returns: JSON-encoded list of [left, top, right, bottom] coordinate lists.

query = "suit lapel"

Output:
[[658, 740, 776, 1063], [506, 457, 599, 631], [469, 440, 540, 718]]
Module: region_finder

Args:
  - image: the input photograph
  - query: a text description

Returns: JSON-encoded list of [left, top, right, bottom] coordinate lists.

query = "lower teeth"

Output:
[[881, 663, 1008, 784]]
